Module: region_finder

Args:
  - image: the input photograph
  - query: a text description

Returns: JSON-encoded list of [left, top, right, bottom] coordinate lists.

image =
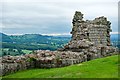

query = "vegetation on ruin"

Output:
[[3, 55, 118, 78]]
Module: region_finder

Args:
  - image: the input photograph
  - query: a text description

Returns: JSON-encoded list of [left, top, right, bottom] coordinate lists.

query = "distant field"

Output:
[[22, 50, 32, 54], [3, 55, 118, 78], [0, 48, 32, 57]]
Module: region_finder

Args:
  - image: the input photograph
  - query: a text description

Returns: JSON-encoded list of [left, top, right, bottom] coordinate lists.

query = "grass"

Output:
[[3, 55, 118, 78], [3, 48, 32, 54], [0, 48, 32, 55], [22, 50, 32, 54]]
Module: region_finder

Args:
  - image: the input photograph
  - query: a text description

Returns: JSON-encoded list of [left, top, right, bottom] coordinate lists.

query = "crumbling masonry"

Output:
[[1, 11, 118, 76], [62, 11, 112, 52]]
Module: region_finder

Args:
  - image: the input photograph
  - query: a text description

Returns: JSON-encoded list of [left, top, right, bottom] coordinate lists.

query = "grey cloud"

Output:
[[1, 0, 118, 34]]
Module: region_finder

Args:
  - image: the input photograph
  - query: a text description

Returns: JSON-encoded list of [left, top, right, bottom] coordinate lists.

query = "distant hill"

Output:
[[0, 33, 70, 50], [0, 33, 12, 42], [9, 34, 52, 44], [0, 33, 70, 44]]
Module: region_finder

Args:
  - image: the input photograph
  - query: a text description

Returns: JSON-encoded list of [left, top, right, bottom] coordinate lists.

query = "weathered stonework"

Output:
[[0, 11, 118, 76], [62, 11, 113, 52]]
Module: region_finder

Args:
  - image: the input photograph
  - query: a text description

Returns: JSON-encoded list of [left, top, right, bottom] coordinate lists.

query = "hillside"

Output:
[[0, 33, 70, 44], [0, 33, 70, 51], [0, 33, 12, 42], [3, 55, 118, 78]]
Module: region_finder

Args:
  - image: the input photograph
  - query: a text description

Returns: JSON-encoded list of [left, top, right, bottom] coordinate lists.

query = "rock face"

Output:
[[1, 11, 118, 76]]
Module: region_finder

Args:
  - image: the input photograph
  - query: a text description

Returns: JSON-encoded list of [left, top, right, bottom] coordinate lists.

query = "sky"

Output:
[[0, 0, 119, 35]]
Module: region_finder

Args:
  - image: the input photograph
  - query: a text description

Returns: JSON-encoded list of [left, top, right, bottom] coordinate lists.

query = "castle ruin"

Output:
[[0, 11, 117, 76], [62, 11, 112, 52]]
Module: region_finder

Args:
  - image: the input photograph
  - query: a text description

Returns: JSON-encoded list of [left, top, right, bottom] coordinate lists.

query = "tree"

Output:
[[3, 52, 7, 56], [8, 52, 10, 55], [17, 48, 25, 55], [17, 49, 22, 53], [13, 50, 16, 52]]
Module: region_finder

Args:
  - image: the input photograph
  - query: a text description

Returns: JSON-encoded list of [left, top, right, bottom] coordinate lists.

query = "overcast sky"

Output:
[[0, 0, 119, 35]]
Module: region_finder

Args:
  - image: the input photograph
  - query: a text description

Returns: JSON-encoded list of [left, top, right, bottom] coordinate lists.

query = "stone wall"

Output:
[[1, 48, 117, 76], [60, 11, 115, 52]]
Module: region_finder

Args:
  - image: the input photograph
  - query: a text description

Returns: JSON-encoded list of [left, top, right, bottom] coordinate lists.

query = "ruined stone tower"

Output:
[[62, 11, 113, 52], [71, 11, 111, 46]]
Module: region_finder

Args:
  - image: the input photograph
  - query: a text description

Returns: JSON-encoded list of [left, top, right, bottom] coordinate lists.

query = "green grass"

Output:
[[3, 55, 118, 78], [22, 50, 32, 54], [3, 48, 32, 54], [0, 48, 32, 56]]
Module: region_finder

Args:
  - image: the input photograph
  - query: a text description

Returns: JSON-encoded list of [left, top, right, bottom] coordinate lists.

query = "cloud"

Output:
[[1, 0, 119, 34], [2, 0, 119, 3], [110, 32, 120, 34]]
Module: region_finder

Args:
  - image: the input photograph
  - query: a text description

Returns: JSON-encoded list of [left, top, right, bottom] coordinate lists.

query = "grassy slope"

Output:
[[3, 55, 118, 78]]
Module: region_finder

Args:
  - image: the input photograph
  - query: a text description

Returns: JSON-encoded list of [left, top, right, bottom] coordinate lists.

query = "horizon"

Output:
[[1, 32, 120, 36]]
